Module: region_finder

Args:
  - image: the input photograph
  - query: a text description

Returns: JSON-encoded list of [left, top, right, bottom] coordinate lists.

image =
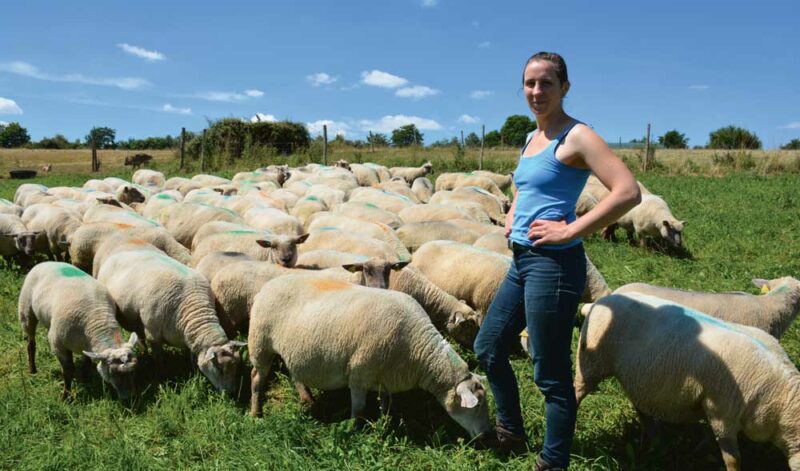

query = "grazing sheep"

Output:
[[350, 163, 381, 187], [191, 231, 308, 267], [472, 232, 512, 257], [92, 236, 168, 277], [18, 262, 139, 399], [389, 162, 433, 184], [471, 171, 514, 192], [347, 187, 414, 214], [97, 250, 245, 395], [67, 223, 191, 274], [363, 163, 392, 182], [307, 213, 410, 260], [159, 202, 245, 248], [447, 218, 505, 236], [612, 277, 800, 338], [83, 203, 160, 228], [194, 251, 255, 281], [248, 274, 493, 439], [299, 228, 405, 262], [292, 196, 328, 228], [377, 180, 421, 204], [332, 201, 403, 229], [115, 184, 150, 205], [0, 198, 23, 217], [399, 204, 491, 226], [305, 185, 346, 210], [243, 207, 303, 237], [83, 179, 113, 194], [397, 221, 483, 253], [582, 255, 612, 303], [412, 241, 511, 321], [603, 194, 685, 248], [132, 169, 166, 189], [22, 204, 82, 259], [191, 174, 231, 188], [191, 221, 263, 251], [141, 191, 182, 219], [411, 177, 433, 203], [577, 175, 652, 217], [576, 293, 800, 471], [430, 187, 506, 224], [0, 214, 40, 261], [164, 176, 192, 192], [388, 265, 480, 349], [295, 249, 370, 269]]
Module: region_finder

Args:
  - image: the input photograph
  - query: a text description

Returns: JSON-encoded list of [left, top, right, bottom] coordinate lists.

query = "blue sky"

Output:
[[1, 0, 798, 148]]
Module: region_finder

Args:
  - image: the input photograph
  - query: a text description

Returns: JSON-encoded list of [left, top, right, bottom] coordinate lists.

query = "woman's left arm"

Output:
[[528, 125, 641, 246]]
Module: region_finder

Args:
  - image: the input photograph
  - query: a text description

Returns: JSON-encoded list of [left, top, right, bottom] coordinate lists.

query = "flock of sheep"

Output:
[[3, 159, 798, 470]]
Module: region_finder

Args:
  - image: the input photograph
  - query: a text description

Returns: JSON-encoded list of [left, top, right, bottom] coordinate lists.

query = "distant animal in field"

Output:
[[124, 153, 154, 169], [40, 164, 52, 173]]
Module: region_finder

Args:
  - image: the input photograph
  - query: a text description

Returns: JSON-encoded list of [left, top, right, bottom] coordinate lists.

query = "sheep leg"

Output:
[[350, 387, 369, 429], [250, 363, 272, 418], [601, 224, 618, 242], [636, 409, 661, 449], [23, 316, 38, 374], [708, 417, 741, 471], [294, 382, 316, 407], [379, 390, 392, 417], [151, 342, 165, 382], [56, 351, 75, 400]]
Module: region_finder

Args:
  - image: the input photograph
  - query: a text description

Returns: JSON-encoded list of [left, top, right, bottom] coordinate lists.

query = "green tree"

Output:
[[85, 126, 117, 149], [484, 130, 501, 147], [0, 122, 31, 148], [464, 132, 481, 148], [391, 124, 423, 147], [366, 131, 389, 147], [36, 134, 75, 149], [780, 138, 800, 150], [500, 115, 537, 147], [708, 125, 761, 149], [658, 130, 689, 149]]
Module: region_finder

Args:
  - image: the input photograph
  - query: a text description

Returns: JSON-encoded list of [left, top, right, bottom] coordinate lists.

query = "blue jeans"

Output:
[[474, 242, 586, 468]]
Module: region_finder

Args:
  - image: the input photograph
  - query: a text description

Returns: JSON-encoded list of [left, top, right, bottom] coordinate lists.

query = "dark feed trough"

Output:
[[9, 170, 38, 179]]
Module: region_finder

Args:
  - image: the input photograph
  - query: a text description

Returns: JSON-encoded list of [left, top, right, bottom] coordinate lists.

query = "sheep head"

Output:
[[197, 340, 246, 396], [342, 259, 409, 289], [439, 373, 492, 438], [83, 332, 139, 400], [256, 233, 309, 267]]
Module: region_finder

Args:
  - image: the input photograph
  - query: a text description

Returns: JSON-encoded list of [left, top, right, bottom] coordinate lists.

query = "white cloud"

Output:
[[781, 122, 800, 129], [421, 0, 437, 6], [0, 97, 23, 115], [470, 90, 494, 99], [395, 85, 440, 100], [306, 120, 350, 137], [458, 114, 480, 124], [162, 103, 191, 115], [251, 113, 277, 123], [117, 43, 166, 62], [307, 73, 338, 87], [688, 84, 709, 90], [358, 114, 442, 133], [194, 90, 261, 102], [360, 70, 409, 89], [0, 61, 150, 90], [0, 121, 7, 127], [478, 41, 491, 48]]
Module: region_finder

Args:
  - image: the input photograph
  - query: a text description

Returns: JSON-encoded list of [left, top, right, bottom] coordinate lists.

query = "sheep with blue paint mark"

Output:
[[576, 292, 800, 471], [18, 262, 139, 400]]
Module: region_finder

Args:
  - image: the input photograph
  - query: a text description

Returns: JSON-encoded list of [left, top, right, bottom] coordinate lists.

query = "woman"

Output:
[[474, 52, 641, 470]]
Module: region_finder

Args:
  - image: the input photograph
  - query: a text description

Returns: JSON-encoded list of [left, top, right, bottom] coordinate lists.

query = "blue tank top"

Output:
[[509, 122, 591, 249]]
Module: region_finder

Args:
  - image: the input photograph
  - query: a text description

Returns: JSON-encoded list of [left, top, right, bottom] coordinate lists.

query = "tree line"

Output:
[[1, 119, 798, 151]]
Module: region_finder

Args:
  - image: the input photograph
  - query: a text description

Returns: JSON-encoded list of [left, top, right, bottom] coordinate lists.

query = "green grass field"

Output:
[[0, 168, 798, 470]]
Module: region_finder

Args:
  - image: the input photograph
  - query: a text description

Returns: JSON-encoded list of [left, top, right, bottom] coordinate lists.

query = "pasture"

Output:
[[0, 162, 797, 470]]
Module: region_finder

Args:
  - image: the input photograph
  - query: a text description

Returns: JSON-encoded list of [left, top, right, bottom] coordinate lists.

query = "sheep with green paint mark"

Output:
[[242, 206, 303, 237], [396, 221, 482, 253], [291, 196, 328, 228], [410, 177, 433, 203], [431, 186, 507, 224], [332, 201, 403, 229], [194, 251, 254, 281], [248, 273, 492, 439], [299, 227, 405, 262], [191, 221, 264, 251], [576, 293, 800, 471], [19, 262, 139, 400], [347, 187, 414, 214], [97, 250, 244, 395], [83, 203, 161, 228], [377, 180, 421, 204], [158, 202, 245, 248], [611, 277, 800, 338], [22, 203, 82, 260], [307, 213, 410, 260], [399, 203, 491, 226]]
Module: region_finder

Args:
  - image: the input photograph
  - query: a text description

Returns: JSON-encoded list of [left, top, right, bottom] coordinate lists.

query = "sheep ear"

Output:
[[126, 332, 139, 348], [204, 349, 216, 362], [456, 382, 479, 409], [452, 313, 465, 325], [295, 233, 310, 244], [390, 261, 410, 271], [256, 239, 272, 248], [751, 278, 769, 289], [83, 351, 107, 361], [229, 340, 247, 348], [342, 263, 364, 273], [662, 220, 671, 228], [680, 220, 687, 226]]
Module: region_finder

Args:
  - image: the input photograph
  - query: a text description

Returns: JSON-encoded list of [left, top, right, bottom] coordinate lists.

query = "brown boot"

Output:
[[494, 424, 529, 456], [534, 455, 565, 471]]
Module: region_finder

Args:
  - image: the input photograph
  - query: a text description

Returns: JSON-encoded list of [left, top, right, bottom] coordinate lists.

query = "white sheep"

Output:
[[0, 213, 39, 261], [377, 180, 421, 204], [333, 201, 403, 229], [350, 163, 381, 187], [411, 177, 433, 203], [83, 203, 161, 228], [389, 162, 433, 184], [603, 194, 685, 248], [612, 277, 800, 338], [22, 204, 82, 259], [242, 206, 303, 237], [0, 197, 23, 217], [299, 228, 405, 262], [292, 196, 328, 228], [190, 221, 264, 251], [18, 262, 139, 400], [430, 187, 506, 224], [295, 249, 369, 269], [306, 213, 410, 260], [396, 221, 482, 253], [472, 232, 512, 257], [248, 274, 493, 438], [399, 204, 491, 226], [194, 251, 254, 281], [97, 249, 245, 395], [190, 231, 309, 267], [347, 187, 414, 214], [576, 293, 800, 471], [159, 202, 245, 248], [471, 171, 514, 192], [132, 169, 166, 189]]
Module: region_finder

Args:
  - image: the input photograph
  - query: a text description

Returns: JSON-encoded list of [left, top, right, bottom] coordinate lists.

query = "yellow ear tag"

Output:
[[760, 285, 771, 294], [519, 328, 529, 339]]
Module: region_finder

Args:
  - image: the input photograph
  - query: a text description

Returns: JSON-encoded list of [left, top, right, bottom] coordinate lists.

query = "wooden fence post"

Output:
[[323, 125, 328, 165], [480, 124, 485, 170], [180, 127, 186, 170], [643, 123, 651, 172], [91, 137, 98, 172], [200, 129, 206, 172], [460, 130, 465, 148]]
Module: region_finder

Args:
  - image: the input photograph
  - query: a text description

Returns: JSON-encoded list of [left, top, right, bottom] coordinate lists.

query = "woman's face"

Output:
[[523, 60, 569, 117]]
